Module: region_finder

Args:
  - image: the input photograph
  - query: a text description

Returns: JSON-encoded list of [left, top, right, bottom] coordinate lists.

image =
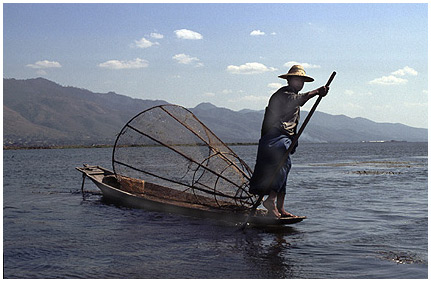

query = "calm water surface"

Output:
[[3, 142, 428, 278]]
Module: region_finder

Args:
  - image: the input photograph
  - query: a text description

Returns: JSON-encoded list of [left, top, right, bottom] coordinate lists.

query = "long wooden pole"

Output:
[[240, 71, 336, 230], [286, 71, 336, 154]]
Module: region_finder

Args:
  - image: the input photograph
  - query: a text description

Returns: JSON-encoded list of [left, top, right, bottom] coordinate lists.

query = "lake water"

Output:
[[3, 142, 428, 278]]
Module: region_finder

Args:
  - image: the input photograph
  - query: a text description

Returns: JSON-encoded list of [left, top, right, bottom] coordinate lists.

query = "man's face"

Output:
[[288, 77, 305, 92]]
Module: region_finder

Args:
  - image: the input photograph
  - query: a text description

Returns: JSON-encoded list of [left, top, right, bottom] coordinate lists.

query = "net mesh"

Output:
[[112, 104, 258, 210]]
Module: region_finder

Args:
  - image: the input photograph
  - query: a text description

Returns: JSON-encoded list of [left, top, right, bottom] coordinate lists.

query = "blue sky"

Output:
[[3, 3, 428, 128]]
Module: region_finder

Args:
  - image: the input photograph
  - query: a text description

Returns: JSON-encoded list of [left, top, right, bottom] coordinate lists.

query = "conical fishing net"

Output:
[[112, 104, 258, 210]]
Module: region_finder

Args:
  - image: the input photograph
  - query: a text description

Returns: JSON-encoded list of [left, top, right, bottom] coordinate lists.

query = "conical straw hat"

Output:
[[278, 65, 314, 82]]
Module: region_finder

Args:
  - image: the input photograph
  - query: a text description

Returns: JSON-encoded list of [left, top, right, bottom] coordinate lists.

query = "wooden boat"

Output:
[[76, 165, 305, 226]]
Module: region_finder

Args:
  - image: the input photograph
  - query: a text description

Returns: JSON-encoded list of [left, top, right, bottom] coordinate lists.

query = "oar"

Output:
[[289, 71, 336, 152], [239, 71, 336, 230]]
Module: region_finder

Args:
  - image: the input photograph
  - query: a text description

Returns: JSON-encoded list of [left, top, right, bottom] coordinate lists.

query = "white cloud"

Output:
[[226, 62, 277, 75], [150, 32, 164, 39], [98, 58, 149, 70], [283, 61, 321, 69], [369, 66, 418, 86], [174, 29, 203, 40], [203, 89, 234, 98], [270, 32, 277, 35], [404, 102, 427, 108], [369, 75, 408, 85], [250, 30, 265, 36], [371, 104, 394, 112], [36, 69, 47, 76], [391, 66, 418, 76], [345, 102, 365, 111], [203, 92, 216, 97], [172, 53, 203, 67], [268, 82, 283, 89], [133, 37, 159, 48], [344, 89, 355, 96], [26, 60, 62, 69], [344, 89, 372, 96]]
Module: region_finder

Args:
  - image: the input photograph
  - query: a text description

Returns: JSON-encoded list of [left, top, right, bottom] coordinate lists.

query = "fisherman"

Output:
[[249, 65, 329, 218]]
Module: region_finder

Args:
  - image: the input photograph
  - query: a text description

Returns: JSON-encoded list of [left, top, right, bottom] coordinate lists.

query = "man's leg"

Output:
[[277, 192, 297, 217], [263, 190, 281, 217]]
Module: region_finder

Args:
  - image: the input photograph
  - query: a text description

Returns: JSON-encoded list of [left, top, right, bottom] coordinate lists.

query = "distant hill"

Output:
[[3, 78, 166, 146], [190, 103, 427, 143], [3, 78, 427, 147]]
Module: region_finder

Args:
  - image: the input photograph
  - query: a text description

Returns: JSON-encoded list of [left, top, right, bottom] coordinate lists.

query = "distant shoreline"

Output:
[[2, 142, 260, 150], [3, 140, 424, 150], [3, 144, 114, 150]]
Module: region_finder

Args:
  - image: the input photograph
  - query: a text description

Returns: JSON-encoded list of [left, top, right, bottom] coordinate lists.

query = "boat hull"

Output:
[[76, 165, 305, 226]]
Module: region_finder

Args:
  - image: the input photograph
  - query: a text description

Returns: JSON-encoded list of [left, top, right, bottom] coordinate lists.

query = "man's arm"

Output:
[[304, 86, 329, 100]]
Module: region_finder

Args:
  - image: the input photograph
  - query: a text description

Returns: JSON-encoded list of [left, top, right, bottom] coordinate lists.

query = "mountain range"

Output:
[[3, 78, 427, 147]]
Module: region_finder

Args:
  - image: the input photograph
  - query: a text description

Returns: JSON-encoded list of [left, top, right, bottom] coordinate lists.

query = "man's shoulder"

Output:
[[271, 86, 296, 99], [276, 86, 291, 92]]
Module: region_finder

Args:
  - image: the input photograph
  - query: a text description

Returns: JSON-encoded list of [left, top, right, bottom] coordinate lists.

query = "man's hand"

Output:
[[317, 86, 329, 97], [307, 86, 330, 99]]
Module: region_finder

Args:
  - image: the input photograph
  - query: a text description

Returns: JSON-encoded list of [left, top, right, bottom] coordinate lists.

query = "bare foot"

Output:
[[278, 209, 298, 218], [263, 199, 281, 218]]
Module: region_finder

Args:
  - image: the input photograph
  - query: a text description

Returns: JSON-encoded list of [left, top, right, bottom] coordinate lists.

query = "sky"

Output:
[[2, 3, 429, 129]]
